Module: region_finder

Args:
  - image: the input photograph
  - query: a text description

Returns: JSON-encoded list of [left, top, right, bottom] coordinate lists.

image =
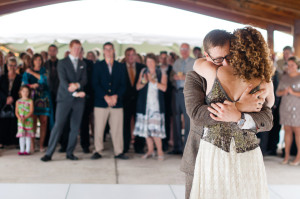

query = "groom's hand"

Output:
[[236, 85, 266, 112], [208, 100, 241, 122]]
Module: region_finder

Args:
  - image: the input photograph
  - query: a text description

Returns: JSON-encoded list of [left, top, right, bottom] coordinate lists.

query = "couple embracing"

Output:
[[181, 27, 274, 199]]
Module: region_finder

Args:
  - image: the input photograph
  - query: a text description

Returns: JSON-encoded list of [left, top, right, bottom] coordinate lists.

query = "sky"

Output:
[[0, 0, 293, 52]]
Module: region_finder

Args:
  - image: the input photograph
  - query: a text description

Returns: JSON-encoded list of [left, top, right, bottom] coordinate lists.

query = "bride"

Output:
[[190, 26, 274, 199]]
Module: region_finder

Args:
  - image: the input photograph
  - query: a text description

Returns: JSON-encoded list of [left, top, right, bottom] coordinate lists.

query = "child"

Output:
[[15, 85, 34, 155]]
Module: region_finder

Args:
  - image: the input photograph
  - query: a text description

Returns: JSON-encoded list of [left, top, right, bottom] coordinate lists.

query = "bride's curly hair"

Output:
[[229, 26, 274, 83]]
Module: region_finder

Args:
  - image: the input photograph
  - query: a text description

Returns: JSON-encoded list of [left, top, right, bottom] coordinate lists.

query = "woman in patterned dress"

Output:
[[134, 53, 167, 160], [22, 53, 51, 152], [276, 56, 300, 166]]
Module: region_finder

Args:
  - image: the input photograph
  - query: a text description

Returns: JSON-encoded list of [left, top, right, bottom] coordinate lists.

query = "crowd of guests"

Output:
[[0, 40, 201, 161], [0, 40, 299, 165]]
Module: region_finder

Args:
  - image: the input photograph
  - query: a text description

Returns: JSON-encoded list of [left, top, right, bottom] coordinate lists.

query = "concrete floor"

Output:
[[0, 137, 299, 198]]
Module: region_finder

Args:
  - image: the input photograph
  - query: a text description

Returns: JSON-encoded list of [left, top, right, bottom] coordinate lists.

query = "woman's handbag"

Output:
[[0, 104, 15, 118]]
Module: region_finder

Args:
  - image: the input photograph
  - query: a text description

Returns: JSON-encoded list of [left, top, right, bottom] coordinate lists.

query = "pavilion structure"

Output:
[[0, 0, 299, 55]]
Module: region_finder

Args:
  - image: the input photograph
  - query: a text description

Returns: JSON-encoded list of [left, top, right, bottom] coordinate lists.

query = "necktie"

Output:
[[74, 58, 78, 72], [129, 65, 135, 86], [108, 63, 112, 75]]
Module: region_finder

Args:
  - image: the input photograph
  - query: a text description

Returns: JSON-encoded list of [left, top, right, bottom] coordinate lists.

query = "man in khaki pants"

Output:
[[91, 42, 128, 160]]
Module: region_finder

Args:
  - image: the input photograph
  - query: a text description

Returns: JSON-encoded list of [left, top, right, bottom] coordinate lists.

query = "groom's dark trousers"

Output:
[[181, 71, 274, 199]]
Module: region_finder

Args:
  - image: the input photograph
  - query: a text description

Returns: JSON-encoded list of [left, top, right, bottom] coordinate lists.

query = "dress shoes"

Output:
[[66, 154, 79, 160], [41, 155, 52, 162], [114, 153, 129, 160], [167, 150, 183, 155], [91, 152, 102, 160], [82, 148, 90, 154], [58, 148, 66, 153]]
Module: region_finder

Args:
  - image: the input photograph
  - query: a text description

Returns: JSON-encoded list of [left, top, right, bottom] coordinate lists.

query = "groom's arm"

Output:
[[184, 71, 273, 132], [184, 71, 221, 126], [247, 105, 273, 132]]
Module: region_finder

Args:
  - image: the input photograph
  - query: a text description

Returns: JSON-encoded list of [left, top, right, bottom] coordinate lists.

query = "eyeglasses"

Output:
[[180, 48, 189, 51], [8, 64, 17, 67], [207, 53, 232, 64]]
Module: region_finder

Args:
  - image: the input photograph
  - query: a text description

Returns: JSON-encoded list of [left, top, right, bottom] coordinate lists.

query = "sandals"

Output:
[[141, 152, 155, 159]]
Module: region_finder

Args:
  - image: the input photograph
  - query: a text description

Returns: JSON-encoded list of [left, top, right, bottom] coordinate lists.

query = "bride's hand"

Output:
[[236, 85, 266, 112], [208, 100, 241, 122]]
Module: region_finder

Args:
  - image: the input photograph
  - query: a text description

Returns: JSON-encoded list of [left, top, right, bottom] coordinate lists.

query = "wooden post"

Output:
[[294, 20, 300, 57], [267, 25, 274, 54]]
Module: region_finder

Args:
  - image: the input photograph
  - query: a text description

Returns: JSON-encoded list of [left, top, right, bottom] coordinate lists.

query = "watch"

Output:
[[237, 113, 246, 129]]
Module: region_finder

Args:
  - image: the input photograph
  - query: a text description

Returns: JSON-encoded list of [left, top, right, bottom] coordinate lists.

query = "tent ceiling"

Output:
[[0, 0, 298, 34]]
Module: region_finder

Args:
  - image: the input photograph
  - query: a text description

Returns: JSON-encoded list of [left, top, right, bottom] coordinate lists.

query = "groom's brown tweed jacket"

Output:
[[180, 71, 274, 175]]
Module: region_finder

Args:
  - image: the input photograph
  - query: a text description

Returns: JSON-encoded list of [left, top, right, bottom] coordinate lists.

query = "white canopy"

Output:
[[0, 0, 292, 52]]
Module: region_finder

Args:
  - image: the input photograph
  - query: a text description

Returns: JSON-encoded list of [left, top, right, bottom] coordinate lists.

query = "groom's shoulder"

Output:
[[186, 71, 205, 82]]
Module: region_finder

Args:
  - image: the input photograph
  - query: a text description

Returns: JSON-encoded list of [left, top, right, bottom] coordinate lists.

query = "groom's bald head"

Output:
[[203, 29, 232, 54]]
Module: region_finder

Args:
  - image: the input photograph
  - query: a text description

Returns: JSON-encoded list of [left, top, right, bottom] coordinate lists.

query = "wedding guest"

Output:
[[44, 44, 59, 146], [0, 58, 22, 147], [86, 51, 97, 63], [94, 49, 101, 60], [265, 70, 282, 156], [41, 39, 87, 162], [169, 43, 195, 154], [277, 56, 300, 166], [3, 52, 16, 75], [123, 47, 145, 154], [276, 46, 297, 79], [159, 51, 174, 151], [41, 51, 48, 63], [64, 50, 70, 58], [134, 53, 167, 160], [17, 54, 32, 76], [91, 42, 128, 160], [0, 51, 4, 76], [136, 53, 144, 64], [168, 52, 178, 66], [15, 85, 34, 155], [80, 47, 94, 153], [45, 45, 59, 115], [26, 47, 34, 58], [22, 54, 51, 152], [193, 47, 203, 59]]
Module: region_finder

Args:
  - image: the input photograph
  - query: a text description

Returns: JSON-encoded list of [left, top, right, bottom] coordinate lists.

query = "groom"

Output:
[[181, 29, 274, 199]]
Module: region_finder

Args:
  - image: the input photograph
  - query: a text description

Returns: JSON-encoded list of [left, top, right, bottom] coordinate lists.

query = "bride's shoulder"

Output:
[[193, 58, 218, 79]]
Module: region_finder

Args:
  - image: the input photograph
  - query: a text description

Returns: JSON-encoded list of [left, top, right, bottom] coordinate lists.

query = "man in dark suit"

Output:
[[181, 30, 273, 199], [45, 44, 59, 112], [41, 39, 87, 162], [91, 42, 128, 160], [44, 44, 60, 147], [123, 47, 145, 154], [79, 47, 94, 153]]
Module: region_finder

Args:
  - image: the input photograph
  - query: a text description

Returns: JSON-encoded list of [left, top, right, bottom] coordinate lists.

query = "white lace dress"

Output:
[[189, 135, 269, 199]]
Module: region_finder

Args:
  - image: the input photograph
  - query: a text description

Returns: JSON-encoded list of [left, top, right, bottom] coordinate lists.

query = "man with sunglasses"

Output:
[[169, 43, 195, 155], [181, 29, 273, 199]]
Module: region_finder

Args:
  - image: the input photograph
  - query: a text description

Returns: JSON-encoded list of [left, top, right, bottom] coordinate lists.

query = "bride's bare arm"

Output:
[[185, 71, 273, 132], [193, 58, 218, 79], [265, 82, 275, 108]]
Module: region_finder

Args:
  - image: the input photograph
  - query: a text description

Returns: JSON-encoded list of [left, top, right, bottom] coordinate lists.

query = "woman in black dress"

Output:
[[0, 57, 22, 147]]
